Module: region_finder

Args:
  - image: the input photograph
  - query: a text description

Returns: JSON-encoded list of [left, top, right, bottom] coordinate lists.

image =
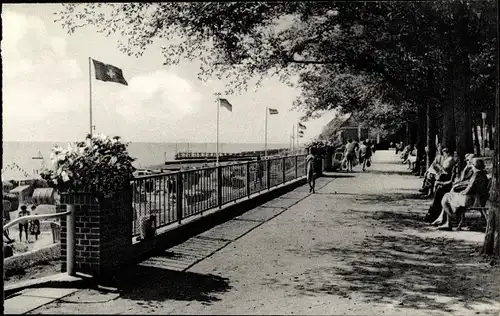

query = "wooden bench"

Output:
[[456, 177, 492, 231]]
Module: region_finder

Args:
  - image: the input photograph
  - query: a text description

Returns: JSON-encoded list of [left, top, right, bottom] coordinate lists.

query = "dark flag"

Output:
[[219, 98, 233, 112], [92, 59, 128, 86]]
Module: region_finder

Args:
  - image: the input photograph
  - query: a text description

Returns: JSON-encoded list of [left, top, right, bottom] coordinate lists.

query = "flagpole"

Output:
[[265, 107, 268, 158], [88, 57, 93, 138], [297, 124, 300, 151], [216, 96, 220, 167]]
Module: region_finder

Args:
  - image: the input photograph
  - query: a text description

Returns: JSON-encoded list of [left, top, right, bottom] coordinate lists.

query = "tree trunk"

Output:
[[437, 108, 444, 146], [473, 117, 482, 157], [488, 108, 494, 150], [480, 115, 485, 154], [443, 64, 456, 153], [406, 122, 410, 145], [482, 86, 500, 257], [416, 105, 427, 173], [451, 1, 471, 170], [442, 100, 456, 153], [465, 109, 474, 154], [427, 102, 437, 168]]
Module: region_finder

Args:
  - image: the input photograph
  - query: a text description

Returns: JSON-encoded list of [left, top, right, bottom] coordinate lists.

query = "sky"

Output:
[[2, 4, 336, 144]]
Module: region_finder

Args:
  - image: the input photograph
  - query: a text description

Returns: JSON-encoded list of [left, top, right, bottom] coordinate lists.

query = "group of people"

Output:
[[341, 138, 376, 172], [3, 204, 41, 244], [411, 145, 490, 231]]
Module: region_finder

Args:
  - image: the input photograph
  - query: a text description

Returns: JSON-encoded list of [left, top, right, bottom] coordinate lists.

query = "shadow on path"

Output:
[[280, 233, 499, 313], [354, 192, 427, 203], [366, 169, 416, 176], [268, 190, 500, 314], [107, 261, 231, 305], [321, 174, 356, 179]]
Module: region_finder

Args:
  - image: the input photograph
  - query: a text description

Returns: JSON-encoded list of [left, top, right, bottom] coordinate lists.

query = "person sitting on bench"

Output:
[[434, 158, 489, 231], [419, 148, 454, 196], [403, 145, 417, 169], [424, 153, 474, 222], [401, 144, 412, 161]]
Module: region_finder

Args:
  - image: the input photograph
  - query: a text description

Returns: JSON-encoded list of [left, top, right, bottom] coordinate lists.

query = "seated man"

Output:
[[420, 148, 454, 196], [420, 148, 443, 190], [425, 153, 474, 223], [401, 144, 411, 161], [404, 146, 418, 170], [435, 158, 489, 231]]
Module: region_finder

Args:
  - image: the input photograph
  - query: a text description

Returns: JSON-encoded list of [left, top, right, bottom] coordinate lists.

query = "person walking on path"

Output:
[[359, 139, 373, 171], [306, 148, 315, 193], [18, 205, 30, 242], [344, 139, 357, 172]]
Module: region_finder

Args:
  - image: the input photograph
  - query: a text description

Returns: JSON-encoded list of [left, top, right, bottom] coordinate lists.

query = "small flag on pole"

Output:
[[269, 108, 279, 115], [92, 59, 128, 86], [219, 98, 233, 112], [298, 122, 307, 130]]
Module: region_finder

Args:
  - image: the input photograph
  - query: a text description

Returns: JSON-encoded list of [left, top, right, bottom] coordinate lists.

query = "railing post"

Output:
[[217, 165, 222, 208], [246, 162, 251, 197], [266, 159, 271, 190], [295, 155, 298, 179], [282, 157, 286, 184], [176, 172, 183, 223], [66, 204, 76, 276]]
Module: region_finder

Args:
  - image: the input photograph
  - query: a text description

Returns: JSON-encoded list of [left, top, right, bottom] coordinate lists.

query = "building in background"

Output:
[[336, 115, 369, 144]]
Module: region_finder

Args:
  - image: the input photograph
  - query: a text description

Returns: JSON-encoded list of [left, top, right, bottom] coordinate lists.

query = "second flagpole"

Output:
[[216, 94, 220, 167], [297, 124, 300, 153], [88, 57, 93, 138], [265, 107, 268, 158]]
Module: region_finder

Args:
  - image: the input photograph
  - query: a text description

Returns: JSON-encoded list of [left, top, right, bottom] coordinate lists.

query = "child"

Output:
[[18, 205, 30, 242], [30, 205, 41, 241]]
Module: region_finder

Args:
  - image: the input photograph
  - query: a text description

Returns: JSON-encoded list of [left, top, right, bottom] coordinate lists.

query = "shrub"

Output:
[[40, 133, 136, 199]]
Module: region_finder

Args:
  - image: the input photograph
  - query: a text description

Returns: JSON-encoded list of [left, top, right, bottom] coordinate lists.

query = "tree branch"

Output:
[[287, 59, 336, 64]]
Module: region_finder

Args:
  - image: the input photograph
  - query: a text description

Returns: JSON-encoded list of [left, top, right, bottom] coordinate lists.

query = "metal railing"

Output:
[[3, 205, 76, 276], [131, 154, 309, 237]]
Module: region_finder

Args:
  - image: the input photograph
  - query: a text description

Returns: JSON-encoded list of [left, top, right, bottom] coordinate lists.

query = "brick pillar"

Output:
[[57, 189, 133, 279]]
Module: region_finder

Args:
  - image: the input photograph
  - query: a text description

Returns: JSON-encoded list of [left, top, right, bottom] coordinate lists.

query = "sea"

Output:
[[2, 141, 289, 181]]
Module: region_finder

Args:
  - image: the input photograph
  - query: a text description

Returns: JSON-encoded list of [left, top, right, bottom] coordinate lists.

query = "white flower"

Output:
[[61, 171, 70, 182]]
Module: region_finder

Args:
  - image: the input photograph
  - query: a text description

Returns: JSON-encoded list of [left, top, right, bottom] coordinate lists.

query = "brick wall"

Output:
[[57, 189, 133, 279]]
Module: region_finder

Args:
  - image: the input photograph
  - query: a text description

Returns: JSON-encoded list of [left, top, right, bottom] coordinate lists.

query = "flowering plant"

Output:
[[41, 133, 136, 198]]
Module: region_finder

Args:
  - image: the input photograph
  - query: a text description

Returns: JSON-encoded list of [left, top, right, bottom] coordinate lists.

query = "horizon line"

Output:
[[3, 140, 298, 145]]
